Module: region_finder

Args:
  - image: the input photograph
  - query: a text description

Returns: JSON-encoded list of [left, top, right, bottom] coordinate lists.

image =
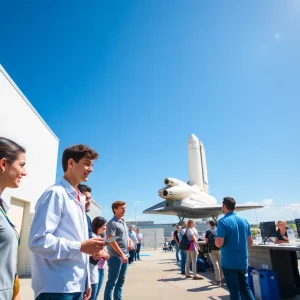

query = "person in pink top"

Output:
[[92, 217, 110, 300]]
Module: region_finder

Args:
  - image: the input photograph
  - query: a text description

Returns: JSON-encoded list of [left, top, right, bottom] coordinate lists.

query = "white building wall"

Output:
[[87, 200, 102, 221], [0, 65, 59, 275], [141, 228, 164, 249]]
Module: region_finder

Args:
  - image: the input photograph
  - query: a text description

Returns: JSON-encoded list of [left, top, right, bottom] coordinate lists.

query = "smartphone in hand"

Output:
[[105, 236, 119, 244]]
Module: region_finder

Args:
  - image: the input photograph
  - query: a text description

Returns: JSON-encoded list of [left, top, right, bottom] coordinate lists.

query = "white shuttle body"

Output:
[[143, 134, 263, 220]]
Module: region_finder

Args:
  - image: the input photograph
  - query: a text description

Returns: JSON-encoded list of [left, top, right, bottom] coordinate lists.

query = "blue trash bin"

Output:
[[247, 266, 256, 294], [259, 270, 280, 300]]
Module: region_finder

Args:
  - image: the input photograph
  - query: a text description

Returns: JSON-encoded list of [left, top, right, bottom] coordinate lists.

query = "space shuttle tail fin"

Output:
[[199, 141, 209, 193]]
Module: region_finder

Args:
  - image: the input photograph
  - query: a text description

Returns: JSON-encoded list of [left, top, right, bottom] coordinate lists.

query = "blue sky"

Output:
[[1, 1, 300, 224]]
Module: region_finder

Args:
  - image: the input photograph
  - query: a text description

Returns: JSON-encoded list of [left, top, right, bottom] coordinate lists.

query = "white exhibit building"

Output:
[[0, 65, 100, 276]]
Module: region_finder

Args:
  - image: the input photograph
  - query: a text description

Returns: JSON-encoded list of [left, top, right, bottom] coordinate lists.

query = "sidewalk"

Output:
[[21, 250, 230, 299]]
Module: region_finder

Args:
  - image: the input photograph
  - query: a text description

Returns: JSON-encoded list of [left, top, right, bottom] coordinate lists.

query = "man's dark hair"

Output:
[[62, 144, 98, 172], [92, 216, 107, 235], [78, 184, 92, 193], [209, 220, 216, 227], [223, 197, 236, 211], [112, 201, 126, 214], [0, 137, 25, 163]]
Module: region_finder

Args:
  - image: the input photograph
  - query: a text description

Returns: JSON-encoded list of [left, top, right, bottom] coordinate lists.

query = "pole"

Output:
[[255, 210, 258, 225]]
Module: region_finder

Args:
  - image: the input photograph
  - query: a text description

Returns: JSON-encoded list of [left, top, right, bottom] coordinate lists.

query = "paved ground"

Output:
[[21, 250, 300, 299], [20, 250, 230, 300], [21, 251, 230, 300]]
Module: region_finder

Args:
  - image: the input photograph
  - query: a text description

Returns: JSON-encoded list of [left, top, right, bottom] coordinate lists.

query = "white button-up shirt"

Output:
[[29, 178, 90, 298]]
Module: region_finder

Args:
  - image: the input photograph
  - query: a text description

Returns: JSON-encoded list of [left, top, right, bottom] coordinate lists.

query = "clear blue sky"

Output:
[[1, 1, 300, 224]]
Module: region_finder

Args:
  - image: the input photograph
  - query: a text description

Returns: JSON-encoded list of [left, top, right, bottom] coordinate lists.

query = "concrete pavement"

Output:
[[21, 250, 230, 300]]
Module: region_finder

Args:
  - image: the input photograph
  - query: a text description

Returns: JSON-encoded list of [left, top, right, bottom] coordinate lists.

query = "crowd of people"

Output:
[[0, 138, 143, 300], [167, 198, 256, 299], [1, 137, 299, 300]]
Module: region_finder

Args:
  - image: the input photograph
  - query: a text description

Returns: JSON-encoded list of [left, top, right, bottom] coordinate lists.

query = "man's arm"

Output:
[[248, 236, 253, 247], [29, 190, 81, 260], [107, 236, 126, 257], [29, 189, 104, 260], [128, 237, 134, 250], [247, 222, 253, 248], [215, 221, 225, 248]]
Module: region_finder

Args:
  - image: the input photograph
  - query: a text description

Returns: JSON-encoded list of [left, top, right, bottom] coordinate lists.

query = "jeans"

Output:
[[180, 250, 186, 274], [94, 269, 105, 299], [136, 243, 141, 260], [90, 283, 98, 300], [174, 244, 180, 262], [222, 268, 255, 300], [104, 256, 128, 300], [35, 293, 82, 300]]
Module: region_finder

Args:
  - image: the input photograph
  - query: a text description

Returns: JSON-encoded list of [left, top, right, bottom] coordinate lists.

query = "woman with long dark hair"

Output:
[[0, 137, 27, 300], [90, 216, 109, 300]]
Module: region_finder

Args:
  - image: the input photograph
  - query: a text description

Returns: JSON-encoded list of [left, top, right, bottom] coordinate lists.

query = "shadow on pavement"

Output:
[[158, 277, 185, 282]]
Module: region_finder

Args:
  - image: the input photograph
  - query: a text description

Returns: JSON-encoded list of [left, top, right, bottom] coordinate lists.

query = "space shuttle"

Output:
[[143, 134, 263, 221]]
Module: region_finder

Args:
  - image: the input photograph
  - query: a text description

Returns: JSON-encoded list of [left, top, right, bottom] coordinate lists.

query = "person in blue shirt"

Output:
[[215, 197, 255, 300]]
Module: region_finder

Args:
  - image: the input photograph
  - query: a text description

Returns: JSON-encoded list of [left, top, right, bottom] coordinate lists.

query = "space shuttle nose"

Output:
[[188, 134, 199, 143], [188, 134, 199, 148]]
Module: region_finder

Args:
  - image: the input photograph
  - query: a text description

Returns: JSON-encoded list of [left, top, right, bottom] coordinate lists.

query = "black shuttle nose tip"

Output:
[[163, 190, 168, 196]]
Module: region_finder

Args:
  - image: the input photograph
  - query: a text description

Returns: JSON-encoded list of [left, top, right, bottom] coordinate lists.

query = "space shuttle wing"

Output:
[[142, 201, 179, 216], [192, 204, 263, 217], [143, 201, 263, 219]]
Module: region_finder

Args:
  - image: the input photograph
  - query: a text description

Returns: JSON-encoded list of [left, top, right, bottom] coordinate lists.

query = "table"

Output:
[[249, 243, 300, 298]]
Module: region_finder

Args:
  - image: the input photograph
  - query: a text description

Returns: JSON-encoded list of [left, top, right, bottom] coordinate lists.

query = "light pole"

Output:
[[134, 201, 140, 227], [255, 210, 258, 225]]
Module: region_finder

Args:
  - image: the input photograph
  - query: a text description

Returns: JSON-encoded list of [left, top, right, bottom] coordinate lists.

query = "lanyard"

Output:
[[0, 204, 20, 248]]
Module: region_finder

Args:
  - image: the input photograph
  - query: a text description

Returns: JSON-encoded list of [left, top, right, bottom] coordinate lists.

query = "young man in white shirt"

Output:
[[29, 144, 105, 300]]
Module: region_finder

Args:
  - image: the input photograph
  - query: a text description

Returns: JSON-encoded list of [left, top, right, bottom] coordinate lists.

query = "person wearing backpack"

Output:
[[205, 220, 224, 285], [185, 219, 203, 280]]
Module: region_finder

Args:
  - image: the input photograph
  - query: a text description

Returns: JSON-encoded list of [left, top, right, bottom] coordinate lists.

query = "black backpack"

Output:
[[179, 233, 190, 250], [208, 231, 219, 251]]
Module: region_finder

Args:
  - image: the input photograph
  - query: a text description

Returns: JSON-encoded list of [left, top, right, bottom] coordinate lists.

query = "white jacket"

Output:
[[29, 178, 90, 298]]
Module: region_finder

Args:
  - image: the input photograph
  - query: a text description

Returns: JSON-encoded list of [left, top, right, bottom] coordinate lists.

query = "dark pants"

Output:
[[222, 268, 255, 300], [135, 243, 141, 260], [94, 268, 105, 300], [180, 250, 186, 274], [36, 293, 82, 300], [174, 244, 180, 262], [129, 249, 136, 264], [104, 256, 128, 300], [291, 251, 300, 286]]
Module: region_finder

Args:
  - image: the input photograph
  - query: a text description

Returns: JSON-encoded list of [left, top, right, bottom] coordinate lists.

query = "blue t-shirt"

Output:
[[216, 212, 251, 270]]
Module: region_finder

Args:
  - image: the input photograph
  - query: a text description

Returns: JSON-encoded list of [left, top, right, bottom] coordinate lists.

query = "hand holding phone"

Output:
[[105, 236, 119, 244]]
